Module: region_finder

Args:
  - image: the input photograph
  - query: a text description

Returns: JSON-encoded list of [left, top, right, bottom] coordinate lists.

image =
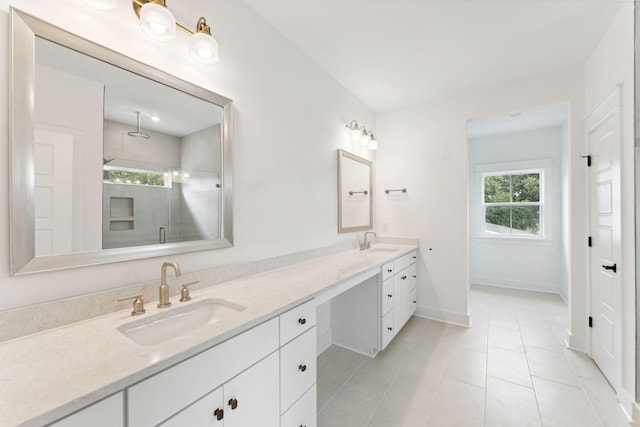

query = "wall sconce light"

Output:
[[345, 120, 378, 150], [84, 0, 219, 64]]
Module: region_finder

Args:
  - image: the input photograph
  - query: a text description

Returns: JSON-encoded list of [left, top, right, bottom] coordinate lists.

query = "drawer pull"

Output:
[[413, 256, 417, 259], [401, 275, 407, 280], [387, 327, 393, 331], [298, 318, 307, 325], [412, 300, 417, 303], [412, 275, 417, 278], [214, 408, 224, 420], [387, 269, 393, 273], [298, 364, 307, 372], [228, 398, 238, 410], [387, 294, 393, 298]]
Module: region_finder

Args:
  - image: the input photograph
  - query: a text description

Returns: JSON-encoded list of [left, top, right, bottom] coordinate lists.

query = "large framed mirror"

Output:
[[337, 149, 373, 233], [10, 9, 233, 275]]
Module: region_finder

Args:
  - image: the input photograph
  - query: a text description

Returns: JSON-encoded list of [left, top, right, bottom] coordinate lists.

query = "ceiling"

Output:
[[243, 0, 624, 113]]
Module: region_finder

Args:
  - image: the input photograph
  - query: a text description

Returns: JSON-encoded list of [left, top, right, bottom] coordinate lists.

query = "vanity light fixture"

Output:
[[132, 0, 219, 63], [345, 120, 378, 150], [85, 0, 220, 64]]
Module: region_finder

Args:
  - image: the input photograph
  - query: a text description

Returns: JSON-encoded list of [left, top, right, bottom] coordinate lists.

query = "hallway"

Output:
[[317, 285, 630, 426]]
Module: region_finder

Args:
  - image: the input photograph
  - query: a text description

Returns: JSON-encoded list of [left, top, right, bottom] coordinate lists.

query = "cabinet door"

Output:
[[224, 351, 280, 427], [280, 328, 317, 413], [382, 311, 394, 349], [393, 269, 411, 331], [159, 387, 223, 427], [49, 393, 123, 427], [410, 263, 417, 291], [382, 277, 394, 315]]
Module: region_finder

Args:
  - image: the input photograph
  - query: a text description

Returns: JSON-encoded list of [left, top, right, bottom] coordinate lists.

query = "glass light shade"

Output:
[[190, 32, 219, 64], [139, 2, 176, 41], [367, 137, 378, 150], [83, 0, 118, 10]]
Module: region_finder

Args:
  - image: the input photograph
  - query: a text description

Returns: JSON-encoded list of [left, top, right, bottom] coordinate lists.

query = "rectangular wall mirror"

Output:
[[338, 149, 373, 233], [10, 9, 234, 275]]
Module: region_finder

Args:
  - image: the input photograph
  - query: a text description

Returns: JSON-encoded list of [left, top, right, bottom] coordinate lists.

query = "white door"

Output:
[[34, 129, 74, 256], [587, 86, 622, 391]]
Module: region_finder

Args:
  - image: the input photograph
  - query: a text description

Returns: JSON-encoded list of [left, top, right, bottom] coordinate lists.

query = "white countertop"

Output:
[[0, 244, 416, 427]]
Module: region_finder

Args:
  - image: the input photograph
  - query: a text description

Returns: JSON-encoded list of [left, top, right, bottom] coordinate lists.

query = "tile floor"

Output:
[[316, 284, 631, 427]]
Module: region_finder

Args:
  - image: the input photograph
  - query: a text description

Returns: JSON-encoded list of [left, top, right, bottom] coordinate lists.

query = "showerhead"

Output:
[[128, 112, 150, 139]]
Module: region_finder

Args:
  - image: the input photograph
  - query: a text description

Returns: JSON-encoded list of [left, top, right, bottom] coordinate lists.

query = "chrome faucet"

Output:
[[360, 231, 377, 250], [158, 261, 181, 308]]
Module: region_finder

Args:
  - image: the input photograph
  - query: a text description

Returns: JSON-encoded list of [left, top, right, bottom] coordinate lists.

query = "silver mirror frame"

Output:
[[10, 9, 234, 275], [337, 149, 373, 233]]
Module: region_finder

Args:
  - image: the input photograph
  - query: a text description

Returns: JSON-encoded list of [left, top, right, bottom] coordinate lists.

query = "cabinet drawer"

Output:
[[280, 327, 316, 413], [128, 318, 279, 427], [382, 278, 394, 315], [50, 393, 124, 427], [394, 253, 413, 273], [381, 261, 394, 281], [382, 311, 394, 349], [280, 299, 316, 345], [280, 385, 316, 427], [410, 263, 417, 290]]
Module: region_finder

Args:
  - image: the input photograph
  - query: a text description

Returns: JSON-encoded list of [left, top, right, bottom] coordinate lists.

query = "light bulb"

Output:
[[139, 2, 176, 41], [190, 32, 219, 64]]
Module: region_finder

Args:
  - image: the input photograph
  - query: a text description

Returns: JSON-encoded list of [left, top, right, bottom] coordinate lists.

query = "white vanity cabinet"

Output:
[[381, 250, 417, 350], [127, 317, 280, 426], [279, 299, 317, 427], [48, 392, 124, 427]]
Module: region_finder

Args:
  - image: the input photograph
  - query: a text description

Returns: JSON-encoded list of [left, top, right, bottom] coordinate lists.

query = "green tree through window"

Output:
[[483, 172, 541, 236]]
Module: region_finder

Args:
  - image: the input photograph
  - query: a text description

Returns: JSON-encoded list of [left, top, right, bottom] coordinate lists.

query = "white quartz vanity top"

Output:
[[0, 244, 416, 426]]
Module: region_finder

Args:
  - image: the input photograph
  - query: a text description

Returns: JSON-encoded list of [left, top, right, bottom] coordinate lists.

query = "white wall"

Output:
[[0, 0, 374, 310], [376, 68, 585, 326], [468, 126, 567, 298], [584, 2, 635, 414]]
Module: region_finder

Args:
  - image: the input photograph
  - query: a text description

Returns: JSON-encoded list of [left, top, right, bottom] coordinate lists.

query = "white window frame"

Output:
[[473, 158, 553, 245]]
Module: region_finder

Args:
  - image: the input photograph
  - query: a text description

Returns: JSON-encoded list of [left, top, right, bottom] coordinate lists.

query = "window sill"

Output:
[[474, 236, 555, 246]]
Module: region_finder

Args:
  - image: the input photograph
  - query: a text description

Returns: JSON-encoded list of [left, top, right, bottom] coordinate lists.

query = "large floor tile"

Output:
[[563, 348, 608, 383], [485, 376, 541, 427], [488, 324, 525, 352], [317, 380, 339, 413], [579, 376, 631, 427], [451, 327, 488, 352], [526, 346, 579, 387], [521, 326, 564, 353], [317, 346, 367, 388], [487, 346, 532, 387], [426, 377, 485, 427], [442, 346, 487, 388], [533, 376, 600, 427], [318, 375, 384, 427]]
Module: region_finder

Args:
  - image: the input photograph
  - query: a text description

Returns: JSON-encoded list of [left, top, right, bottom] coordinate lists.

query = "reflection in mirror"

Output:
[[10, 9, 233, 275], [338, 149, 373, 233]]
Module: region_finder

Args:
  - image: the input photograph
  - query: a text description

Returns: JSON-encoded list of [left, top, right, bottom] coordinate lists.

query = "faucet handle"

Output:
[[118, 294, 146, 316], [179, 281, 200, 302]]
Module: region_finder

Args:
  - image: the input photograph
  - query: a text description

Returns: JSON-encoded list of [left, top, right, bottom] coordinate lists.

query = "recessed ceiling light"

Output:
[[151, 115, 160, 122]]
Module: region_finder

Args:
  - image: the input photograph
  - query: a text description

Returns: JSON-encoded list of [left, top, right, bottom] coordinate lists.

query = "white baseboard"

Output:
[[566, 332, 587, 353], [631, 400, 640, 426], [415, 305, 470, 327], [471, 277, 561, 295], [332, 342, 377, 358], [317, 330, 332, 356]]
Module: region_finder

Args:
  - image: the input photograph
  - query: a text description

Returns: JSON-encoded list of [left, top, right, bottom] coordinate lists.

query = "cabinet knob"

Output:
[[412, 275, 416, 278], [401, 275, 407, 280], [412, 300, 417, 303], [413, 256, 417, 259], [387, 327, 393, 331], [214, 408, 224, 420], [387, 294, 393, 298], [298, 364, 307, 372], [387, 269, 393, 273], [298, 318, 307, 325], [228, 398, 238, 410]]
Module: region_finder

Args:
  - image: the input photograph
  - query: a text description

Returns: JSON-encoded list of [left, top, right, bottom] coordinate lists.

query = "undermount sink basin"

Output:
[[118, 298, 246, 346]]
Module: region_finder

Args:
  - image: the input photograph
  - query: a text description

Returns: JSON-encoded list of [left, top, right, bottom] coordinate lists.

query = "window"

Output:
[[103, 166, 169, 188], [482, 170, 542, 237]]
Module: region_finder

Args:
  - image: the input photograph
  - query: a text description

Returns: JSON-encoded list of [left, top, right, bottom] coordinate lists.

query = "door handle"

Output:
[[602, 263, 617, 273]]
